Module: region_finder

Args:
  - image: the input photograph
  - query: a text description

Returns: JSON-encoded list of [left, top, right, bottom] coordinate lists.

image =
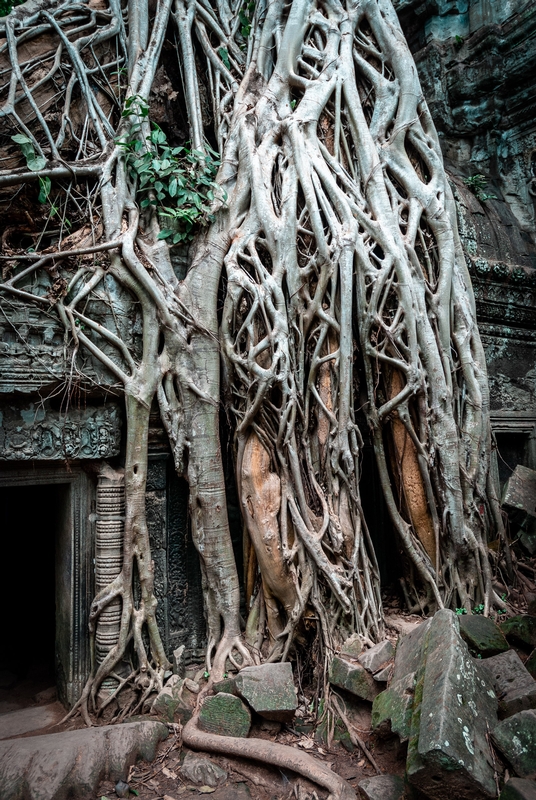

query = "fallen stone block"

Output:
[[406, 609, 498, 800], [372, 672, 415, 741], [341, 633, 364, 658], [358, 640, 395, 674], [391, 617, 432, 683], [199, 692, 251, 737], [499, 778, 536, 800], [152, 675, 183, 722], [501, 616, 536, 649], [0, 720, 167, 800], [502, 465, 536, 518], [181, 751, 227, 786], [479, 649, 536, 717], [329, 656, 381, 702], [358, 773, 405, 799], [491, 709, 536, 779], [373, 665, 393, 683], [234, 663, 297, 722], [172, 645, 186, 677], [459, 614, 510, 657]]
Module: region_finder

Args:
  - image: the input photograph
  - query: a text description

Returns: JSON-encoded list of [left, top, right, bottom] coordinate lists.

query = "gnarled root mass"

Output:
[[0, 0, 506, 724]]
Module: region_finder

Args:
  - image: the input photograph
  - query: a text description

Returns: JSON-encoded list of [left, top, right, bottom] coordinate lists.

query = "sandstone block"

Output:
[[329, 656, 381, 702], [372, 673, 415, 741], [181, 751, 228, 786], [234, 663, 297, 722], [459, 614, 510, 656], [199, 692, 251, 737], [358, 640, 395, 674], [406, 609, 498, 800], [358, 774, 405, 800], [491, 709, 536, 779], [501, 616, 536, 649], [479, 649, 536, 718], [341, 633, 364, 658]]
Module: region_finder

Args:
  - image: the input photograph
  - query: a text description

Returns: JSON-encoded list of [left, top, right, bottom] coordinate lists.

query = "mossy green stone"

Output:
[[501, 615, 536, 648], [459, 614, 509, 656], [372, 675, 415, 741], [199, 692, 251, 738], [491, 710, 536, 778]]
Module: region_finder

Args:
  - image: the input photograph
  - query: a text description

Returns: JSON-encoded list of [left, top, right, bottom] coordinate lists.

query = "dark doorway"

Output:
[[0, 484, 69, 708]]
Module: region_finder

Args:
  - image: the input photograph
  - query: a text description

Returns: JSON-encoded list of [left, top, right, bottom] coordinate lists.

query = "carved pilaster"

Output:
[[95, 465, 124, 689]]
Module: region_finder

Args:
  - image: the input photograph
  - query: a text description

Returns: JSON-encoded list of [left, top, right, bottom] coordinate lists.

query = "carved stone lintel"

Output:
[[0, 402, 121, 460]]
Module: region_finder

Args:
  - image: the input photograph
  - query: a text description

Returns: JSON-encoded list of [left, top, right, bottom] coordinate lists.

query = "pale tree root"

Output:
[[182, 715, 357, 800]]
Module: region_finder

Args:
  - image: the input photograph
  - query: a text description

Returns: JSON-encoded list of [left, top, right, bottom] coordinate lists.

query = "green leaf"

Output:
[[11, 133, 32, 144], [218, 47, 231, 70], [168, 177, 178, 197], [38, 176, 51, 204], [27, 155, 47, 171], [158, 229, 174, 239]]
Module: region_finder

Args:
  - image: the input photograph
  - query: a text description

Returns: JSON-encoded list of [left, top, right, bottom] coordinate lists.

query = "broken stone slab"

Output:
[[501, 615, 536, 649], [181, 751, 228, 786], [341, 633, 364, 658], [500, 778, 536, 800], [372, 672, 415, 741], [329, 656, 381, 703], [358, 774, 405, 800], [391, 617, 432, 684], [479, 649, 536, 718], [199, 692, 251, 737], [358, 640, 395, 674], [406, 609, 498, 800], [152, 674, 183, 722], [373, 665, 393, 683], [0, 719, 167, 800], [502, 465, 536, 518], [491, 709, 536, 779], [0, 704, 63, 740], [459, 614, 510, 657], [234, 663, 297, 722]]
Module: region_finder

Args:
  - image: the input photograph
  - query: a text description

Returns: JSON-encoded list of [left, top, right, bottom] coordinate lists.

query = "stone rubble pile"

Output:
[[325, 607, 536, 800]]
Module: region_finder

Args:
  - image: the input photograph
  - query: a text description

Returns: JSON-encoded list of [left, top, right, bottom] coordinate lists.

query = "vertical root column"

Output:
[[95, 465, 125, 693]]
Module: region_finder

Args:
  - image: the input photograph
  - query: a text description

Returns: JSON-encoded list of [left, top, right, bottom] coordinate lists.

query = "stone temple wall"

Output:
[[396, 0, 536, 480]]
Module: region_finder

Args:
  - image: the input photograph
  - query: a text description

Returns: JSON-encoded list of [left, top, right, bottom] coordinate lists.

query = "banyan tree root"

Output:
[[182, 715, 357, 800]]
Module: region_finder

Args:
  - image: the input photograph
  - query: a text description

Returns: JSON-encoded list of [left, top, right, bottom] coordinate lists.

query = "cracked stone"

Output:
[[180, 752, 228, 786], [358, 640, 395, 674], [329, 656, 381, 702]]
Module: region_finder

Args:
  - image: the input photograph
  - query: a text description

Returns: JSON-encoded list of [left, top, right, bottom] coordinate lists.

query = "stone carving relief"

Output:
[[0, 402, 121, 460]]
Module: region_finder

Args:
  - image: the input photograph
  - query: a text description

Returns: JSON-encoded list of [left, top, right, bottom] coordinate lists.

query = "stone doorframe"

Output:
[[0, 461, 95, 708]]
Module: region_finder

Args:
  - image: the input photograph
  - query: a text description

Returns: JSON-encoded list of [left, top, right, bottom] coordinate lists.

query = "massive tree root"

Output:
[[0, 0, 506, 726]]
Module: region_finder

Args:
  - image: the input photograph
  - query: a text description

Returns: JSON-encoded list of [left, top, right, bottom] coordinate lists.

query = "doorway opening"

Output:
[[0, 484, 69, 713]]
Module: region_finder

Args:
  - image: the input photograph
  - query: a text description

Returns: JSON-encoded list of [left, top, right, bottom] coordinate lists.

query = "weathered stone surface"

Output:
[[341, 633, 364, 658], [181, 751, 228, 786], [501, 616, 536, 649], [479, 650, 536, 718], [0, 720, 167, 800], [199, 693, 251, 738], [329, 656, 381, 703], [491, 710, 536, 779], [459, 614, 510, 657], [526, 649, 536, 680], [500, 778, 536, 800], [372, 673, 415, 741], [502, 466, 536, 518], [0, 704, 63, 740], [358, 774, 405, 800], [373, 665, 393, 683], [234, 663, 297, 722], [172, 645, 186, 677], [391, 618, 432, 683], [407, 609, 498, 800], [152, 675, 196, 724], [213, 677, 238, 696], [358, 641, 395, 674]]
